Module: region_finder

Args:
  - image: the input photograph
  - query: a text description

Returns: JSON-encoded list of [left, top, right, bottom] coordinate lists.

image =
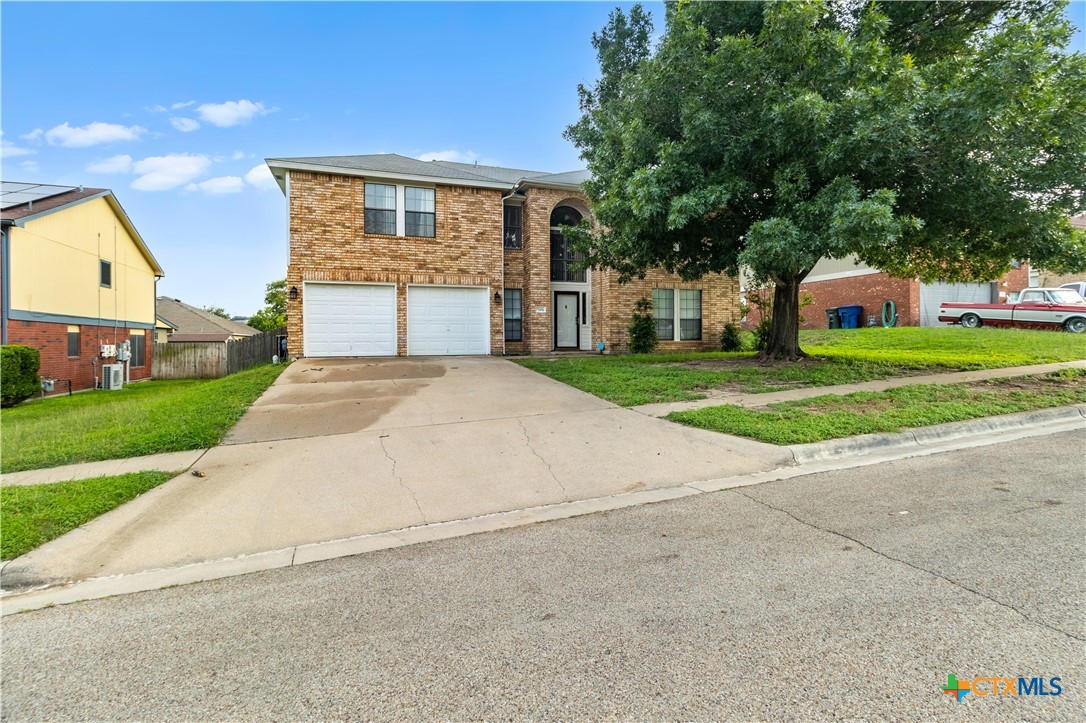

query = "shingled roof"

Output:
[[265, 154, 588, 191], [156, 297, 260, 340]]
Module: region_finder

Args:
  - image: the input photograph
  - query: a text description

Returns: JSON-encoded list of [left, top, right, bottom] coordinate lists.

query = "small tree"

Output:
[[628, 297, 659, 353], [203, 306, 231, 320], [249, 279, 288, 332]]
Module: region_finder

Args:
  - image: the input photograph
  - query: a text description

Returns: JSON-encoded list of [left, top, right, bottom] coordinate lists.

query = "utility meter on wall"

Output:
[[117, 340, 131, 362]]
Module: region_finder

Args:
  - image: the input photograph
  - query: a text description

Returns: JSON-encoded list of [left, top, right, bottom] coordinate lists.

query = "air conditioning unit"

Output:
[[102, 364, 124, 390]]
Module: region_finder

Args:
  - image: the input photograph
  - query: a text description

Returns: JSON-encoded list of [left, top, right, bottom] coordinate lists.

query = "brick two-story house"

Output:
[[266, 154, 740, 358]]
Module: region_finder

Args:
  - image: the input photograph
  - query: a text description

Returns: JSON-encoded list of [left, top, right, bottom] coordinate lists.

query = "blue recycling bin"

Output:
[[838, 305, 863, 329]]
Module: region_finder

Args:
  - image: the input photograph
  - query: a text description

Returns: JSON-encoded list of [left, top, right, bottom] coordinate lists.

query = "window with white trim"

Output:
[[405, 187, 435, 237], [364, 183, 396, 235], [652, 288, 702, 341], [504, 289, 522, 342]]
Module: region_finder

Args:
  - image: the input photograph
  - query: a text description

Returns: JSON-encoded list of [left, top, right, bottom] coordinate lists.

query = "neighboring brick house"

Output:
[[753, 255, 1034, 330], [265, 154, 740, 357], [1, 182, 164, 392], [156, 297, 261, 343]]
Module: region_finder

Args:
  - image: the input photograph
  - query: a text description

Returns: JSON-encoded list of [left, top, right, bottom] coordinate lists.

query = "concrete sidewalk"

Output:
[[632, 359, 1086, 416], [1, 450, 208, 487]]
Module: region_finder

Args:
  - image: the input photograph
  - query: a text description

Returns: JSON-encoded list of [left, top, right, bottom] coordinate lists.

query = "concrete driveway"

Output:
[[2, 357, 789, 588]]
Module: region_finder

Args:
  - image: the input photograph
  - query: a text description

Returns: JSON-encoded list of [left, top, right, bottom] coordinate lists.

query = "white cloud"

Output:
[[86, 154, 134, 174], [244, 164, 278, 190], [1, 139, 34, 158], [146, 104, 168, 113], [170, 116, 200, 132], [20, 160, 40, 174], [232, 150, 248, 160], [195, 99, 271, 127], [171, 100, 195, 110], [131, 153, 210, 191], [44, 121, 146, 148], [21, 129, 43, 142], [417, 150, 480, 164], [185, 176, 245, 195]]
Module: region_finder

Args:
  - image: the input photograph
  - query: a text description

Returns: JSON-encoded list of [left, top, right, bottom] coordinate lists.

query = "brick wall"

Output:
[[798, 273, 919, 330], [287, 171, 504, 357], [6, 320, 152, 394], [594, 268, 741, 353]]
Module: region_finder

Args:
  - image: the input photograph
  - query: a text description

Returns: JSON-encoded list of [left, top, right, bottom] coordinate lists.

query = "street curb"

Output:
[[788, 404, 1086, 464], [3, 409, 1083, 615]]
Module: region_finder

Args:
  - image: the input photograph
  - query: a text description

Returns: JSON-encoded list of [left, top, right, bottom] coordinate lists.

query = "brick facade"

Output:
[[6, 320, 152, 394], [795, 265, 1032, 330], [286, 170, 741, 357]]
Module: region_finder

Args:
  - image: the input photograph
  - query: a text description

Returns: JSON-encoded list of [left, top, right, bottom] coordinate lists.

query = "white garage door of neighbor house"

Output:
[[919, 282, 993, 327], [407, 286, 489, 355], [304, 283, 396, 357]]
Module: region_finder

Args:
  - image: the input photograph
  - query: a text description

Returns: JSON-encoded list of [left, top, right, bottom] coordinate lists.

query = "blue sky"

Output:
[[2, 1, 1083, 316]]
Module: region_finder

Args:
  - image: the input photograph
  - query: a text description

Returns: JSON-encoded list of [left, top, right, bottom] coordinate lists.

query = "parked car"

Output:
[[1059, 281, 1086, 299], [938, 287, 1086, 333]]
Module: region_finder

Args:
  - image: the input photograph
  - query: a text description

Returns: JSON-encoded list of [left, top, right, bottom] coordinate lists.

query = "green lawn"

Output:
[[667, 371, 1086, 445], [517, 327, 1086, 406], [1, 364, 285, 473], [1, 471, 176, 560]]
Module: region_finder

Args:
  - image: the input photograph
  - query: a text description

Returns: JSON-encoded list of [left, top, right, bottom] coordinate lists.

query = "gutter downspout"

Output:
[[1, 221, 10, 345], [500, 185, 519, 357]]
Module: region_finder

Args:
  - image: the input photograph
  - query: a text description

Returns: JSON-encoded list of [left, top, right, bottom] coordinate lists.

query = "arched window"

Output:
[[550, 206, 585, 282]]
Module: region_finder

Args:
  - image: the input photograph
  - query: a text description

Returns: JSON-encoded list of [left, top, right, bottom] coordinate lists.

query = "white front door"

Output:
[[407, 286, 490, 355], [304, 283, 396, 357], [555, 292, 579, 348]]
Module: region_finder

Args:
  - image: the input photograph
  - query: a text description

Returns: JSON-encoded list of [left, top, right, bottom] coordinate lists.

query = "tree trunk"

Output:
[[758, 275, 808, 362]]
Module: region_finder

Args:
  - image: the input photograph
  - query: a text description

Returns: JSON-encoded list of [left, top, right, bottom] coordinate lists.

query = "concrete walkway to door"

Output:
[[1, 357, 791, 591]]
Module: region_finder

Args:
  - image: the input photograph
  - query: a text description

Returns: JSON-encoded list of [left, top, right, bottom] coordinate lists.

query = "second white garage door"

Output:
[[407, 286, 490, 355], [919, 282, 993, 327]]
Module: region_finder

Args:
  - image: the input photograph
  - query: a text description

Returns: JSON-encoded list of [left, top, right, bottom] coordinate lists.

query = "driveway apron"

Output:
[[1, 357, 788, 589]]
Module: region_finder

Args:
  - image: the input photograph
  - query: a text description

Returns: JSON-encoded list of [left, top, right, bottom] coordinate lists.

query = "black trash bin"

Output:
[[826, 307, 841, 329]]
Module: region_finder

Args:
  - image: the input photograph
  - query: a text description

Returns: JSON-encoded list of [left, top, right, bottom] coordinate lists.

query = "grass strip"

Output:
[[1, 363, 285, 473], [1, 471, 176, 560], [667, 375, 1086, 445]]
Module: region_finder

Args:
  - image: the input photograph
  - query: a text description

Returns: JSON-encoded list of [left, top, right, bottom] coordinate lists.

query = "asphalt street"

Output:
[[2, 429, 1083, 721]]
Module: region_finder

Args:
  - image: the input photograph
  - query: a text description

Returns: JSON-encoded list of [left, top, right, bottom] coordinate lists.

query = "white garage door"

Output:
[[919, 282, 993, 327], [407, 286, 489, 355], [304, 283, 396, 357]]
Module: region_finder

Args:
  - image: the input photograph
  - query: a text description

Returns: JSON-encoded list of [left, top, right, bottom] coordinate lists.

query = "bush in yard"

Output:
[[628, 297, 658, 354], [720, 323, 744, 352], [1, 345, 41, 408]]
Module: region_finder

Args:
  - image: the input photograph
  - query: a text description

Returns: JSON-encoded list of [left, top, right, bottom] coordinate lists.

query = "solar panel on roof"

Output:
[[0, 182, 78, 210]]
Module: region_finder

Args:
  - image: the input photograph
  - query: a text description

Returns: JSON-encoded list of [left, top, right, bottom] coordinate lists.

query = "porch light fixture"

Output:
[[494, 291, 502, 305], [289, 286, 298, 300]]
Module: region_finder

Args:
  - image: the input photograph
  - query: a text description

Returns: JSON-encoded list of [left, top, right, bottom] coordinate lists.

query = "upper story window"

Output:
[[503, 204, 522, 249], [550, 206, 585, 282], [364, 182, 396, 235], [405, 187, 435, 238], [99, 259, 112, 288]]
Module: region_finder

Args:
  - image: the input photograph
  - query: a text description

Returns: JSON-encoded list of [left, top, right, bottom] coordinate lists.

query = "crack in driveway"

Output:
[[730, 488, 1085, 643], [378, 436, 427, 525], [518, 418, 570, 501]]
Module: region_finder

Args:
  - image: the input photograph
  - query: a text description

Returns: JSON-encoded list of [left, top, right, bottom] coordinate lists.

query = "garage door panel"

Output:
[[407, 286, 489, 356], [304, 283, 396, 357], [919, 282, 993, 327]]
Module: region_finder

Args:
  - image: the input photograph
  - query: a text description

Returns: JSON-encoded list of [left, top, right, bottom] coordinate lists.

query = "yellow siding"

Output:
[[9, 197, 157, 325]]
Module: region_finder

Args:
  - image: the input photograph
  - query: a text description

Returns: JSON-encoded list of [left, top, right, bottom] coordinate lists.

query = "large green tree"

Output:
[[566, 0, 1086, 359], [248, 279, 287, 332]]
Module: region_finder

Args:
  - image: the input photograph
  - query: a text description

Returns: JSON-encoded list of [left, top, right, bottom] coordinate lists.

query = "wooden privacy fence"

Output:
[[153, 327, 286, 380]]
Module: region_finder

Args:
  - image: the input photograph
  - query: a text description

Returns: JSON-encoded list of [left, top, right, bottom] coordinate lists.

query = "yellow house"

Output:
[[1, 182, 164, 391]]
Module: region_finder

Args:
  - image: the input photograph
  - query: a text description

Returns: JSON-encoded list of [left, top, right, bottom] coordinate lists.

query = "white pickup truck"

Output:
[[938, 287, 1086, 333]]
